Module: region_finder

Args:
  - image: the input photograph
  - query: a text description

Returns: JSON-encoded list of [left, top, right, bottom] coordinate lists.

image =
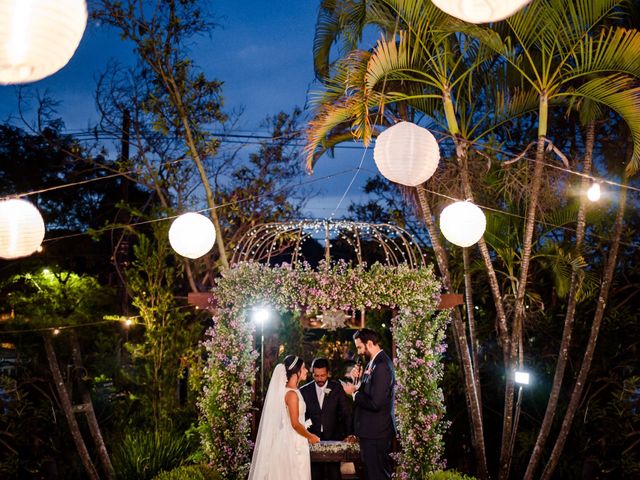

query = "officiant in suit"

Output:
[[342, 328, 396, 480], [301, 357, 353, 480]]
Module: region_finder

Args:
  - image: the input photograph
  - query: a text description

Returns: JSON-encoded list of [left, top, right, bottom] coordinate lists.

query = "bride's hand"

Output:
[[309, 434, 321, 445]]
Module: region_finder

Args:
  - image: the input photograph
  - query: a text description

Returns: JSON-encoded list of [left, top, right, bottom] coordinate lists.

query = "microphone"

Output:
[[353, 356, 363, 386]]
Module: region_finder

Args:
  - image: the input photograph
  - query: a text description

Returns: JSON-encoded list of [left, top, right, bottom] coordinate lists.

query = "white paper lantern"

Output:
[[169, 212, 216, 259], [0, 0, 88, 84], [432, 0, 532, 24], [373, 121, 440, 187], [440, 201, 486, 247], [0, 198, 46, 259]]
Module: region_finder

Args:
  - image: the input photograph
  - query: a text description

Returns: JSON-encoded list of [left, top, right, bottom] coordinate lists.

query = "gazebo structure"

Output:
[[188, 220, 462, 312], [197, 219, 457, 478]]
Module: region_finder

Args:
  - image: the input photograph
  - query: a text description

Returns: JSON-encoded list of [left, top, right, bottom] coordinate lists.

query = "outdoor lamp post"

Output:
[[252, 306, 271, 401], [507, 370, 531, 474]]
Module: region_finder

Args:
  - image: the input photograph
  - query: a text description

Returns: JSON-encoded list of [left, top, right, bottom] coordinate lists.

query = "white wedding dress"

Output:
[[248, 364, 311, 480]]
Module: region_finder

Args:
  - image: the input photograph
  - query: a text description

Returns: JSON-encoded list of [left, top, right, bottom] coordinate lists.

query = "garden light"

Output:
[[252, 306, 271, 325], [587, 182, 601, 202], [515, 370, 530, 385]]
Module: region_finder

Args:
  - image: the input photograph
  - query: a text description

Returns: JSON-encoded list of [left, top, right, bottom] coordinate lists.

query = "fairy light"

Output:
[[587, 183, 601, 202]]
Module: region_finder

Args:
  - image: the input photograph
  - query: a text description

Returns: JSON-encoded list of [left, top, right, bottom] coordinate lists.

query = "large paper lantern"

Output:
[[373, 121, 440, 187], [432, 0, 532, 24], [0, 198, 45, 259], [440, 201, 486, 247], [169, 212, 216, 259], [0, 0, 88, 84]]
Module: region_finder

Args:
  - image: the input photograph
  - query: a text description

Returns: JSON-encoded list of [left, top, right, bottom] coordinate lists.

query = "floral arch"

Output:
[[198, 222, 450, 479]]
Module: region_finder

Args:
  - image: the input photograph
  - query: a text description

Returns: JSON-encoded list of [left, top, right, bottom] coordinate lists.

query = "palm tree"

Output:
[[306, 0, 640, 477], [467, 1, 640, 475]]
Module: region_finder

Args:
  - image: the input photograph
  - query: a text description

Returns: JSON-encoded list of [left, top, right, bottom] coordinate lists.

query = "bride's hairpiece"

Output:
[[287, 356, 299, 370]]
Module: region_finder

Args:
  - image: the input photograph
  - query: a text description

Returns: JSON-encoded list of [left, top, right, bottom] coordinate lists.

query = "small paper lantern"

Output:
[[432, 0, 532, 24], [440, 201, 486, 247], [0, 198, 46, 259], [169, 212, 216, 259], [373, 121, 440, 187], [0, 0, 88, 85]]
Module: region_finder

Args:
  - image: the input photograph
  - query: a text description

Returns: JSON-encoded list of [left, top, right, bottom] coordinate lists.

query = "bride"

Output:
[[248, 355, 321, 479]]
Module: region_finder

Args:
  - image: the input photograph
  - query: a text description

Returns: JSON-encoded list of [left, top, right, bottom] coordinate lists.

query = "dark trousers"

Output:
[[360, 437, 392, 480], [311, 461, 341, 480]]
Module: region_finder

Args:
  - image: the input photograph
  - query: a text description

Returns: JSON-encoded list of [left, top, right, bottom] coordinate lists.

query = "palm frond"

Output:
[[567, 27, 640, 80], [313, 0, 368, 80], [568, 74, 640, 175]]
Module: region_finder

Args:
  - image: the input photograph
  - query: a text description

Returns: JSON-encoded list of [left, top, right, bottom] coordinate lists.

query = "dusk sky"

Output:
[[0, 1, 376, 217]]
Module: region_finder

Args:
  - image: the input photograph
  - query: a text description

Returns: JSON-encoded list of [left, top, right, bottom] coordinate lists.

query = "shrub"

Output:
[[112, 430, 193, 480], [424, 471, 478, 480], [153, 464, 220, 480]]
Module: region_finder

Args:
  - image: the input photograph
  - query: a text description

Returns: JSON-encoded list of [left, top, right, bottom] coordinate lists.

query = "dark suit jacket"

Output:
[[353, 351, 396, 439], [300, 379, 353, 440]]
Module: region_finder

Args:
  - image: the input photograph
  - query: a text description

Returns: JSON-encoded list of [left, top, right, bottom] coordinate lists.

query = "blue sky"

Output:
[[0, 1, 375, 218]]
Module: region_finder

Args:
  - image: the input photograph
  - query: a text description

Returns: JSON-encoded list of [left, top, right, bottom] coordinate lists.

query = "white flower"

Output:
[[305, 419, 313, 428], [325, 388, 332, 395]]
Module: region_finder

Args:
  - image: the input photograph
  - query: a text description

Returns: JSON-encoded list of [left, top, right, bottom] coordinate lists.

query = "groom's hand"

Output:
[[343, 435, 357, 444], [349, 364, 363, 381], [342, 382, 357, 395]]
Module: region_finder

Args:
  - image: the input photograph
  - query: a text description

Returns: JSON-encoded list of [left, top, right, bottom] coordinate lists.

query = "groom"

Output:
[[301, 357, 353, 480], [342, 328, 396, 480]]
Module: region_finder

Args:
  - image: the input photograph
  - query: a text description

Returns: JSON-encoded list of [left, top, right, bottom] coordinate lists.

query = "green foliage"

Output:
[[112, 430, 194, 480], [277, 311, 304, 362], [393, 304, 450, 477], [0, 374, 57, 478], [1, 270, 115, 328], [124, 221, 200, 430], [152, 464, 220, 480], [424, 471, 478, 480]]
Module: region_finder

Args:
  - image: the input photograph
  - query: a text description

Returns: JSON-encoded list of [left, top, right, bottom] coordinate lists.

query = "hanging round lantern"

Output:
[[373, 121, 440, 187], [440, 201, 486, 247], [0, 198, 46, 259], [169, 212, 216, 259], [432, 0, 532, 24], [0, 0, 88, 85]]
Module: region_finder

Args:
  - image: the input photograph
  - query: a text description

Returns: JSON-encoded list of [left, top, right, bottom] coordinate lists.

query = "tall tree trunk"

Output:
[[416, 185, 489, 479], [43, 335, 100, 480], [455, 139, 510, 360], [499, 93, 549, 480], [523, 120, 595, 480], [463, 246, 482, 412], [69, 331, 115, 480], [540, 178, 628, 479]]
